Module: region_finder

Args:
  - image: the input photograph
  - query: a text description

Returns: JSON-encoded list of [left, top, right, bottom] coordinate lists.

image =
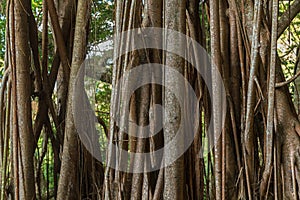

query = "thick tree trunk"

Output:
[[57, 0, 90, 199], [14, 0, 35, 199], [275, 64, 300, 199], [163, 0, 186, 199]]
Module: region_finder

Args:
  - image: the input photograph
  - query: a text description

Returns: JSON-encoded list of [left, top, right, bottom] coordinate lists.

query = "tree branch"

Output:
[[276, 47, 300, 88], [278, 0, 300, 38], [47, 0, 71, 83]]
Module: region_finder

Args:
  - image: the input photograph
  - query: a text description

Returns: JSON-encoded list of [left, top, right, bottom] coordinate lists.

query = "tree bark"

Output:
[[57, 0, 90, 199], [14, 0, 36, 199], [163, 0, 186, 199]]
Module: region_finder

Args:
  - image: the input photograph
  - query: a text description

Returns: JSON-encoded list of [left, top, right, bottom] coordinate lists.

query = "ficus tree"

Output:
[[0, 0, 299, 199]]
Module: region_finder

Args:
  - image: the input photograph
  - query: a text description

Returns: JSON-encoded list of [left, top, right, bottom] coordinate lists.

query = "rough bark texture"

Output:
[[57, 0, 90, 199], [14, 0, 35, 199], [209, 0, 223, 198], [163, 0, 186, 199]]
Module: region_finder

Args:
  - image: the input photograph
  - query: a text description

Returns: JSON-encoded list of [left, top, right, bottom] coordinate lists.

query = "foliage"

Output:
[[89, 0, 114, 43], [278, 1, 300, 102], [0, 1, 6, 73]]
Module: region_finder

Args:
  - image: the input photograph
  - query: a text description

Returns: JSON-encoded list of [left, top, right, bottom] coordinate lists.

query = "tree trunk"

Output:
[[13, 0, 35, 199], [163, 0, 186, 199], [57, 0, 90, 199]]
